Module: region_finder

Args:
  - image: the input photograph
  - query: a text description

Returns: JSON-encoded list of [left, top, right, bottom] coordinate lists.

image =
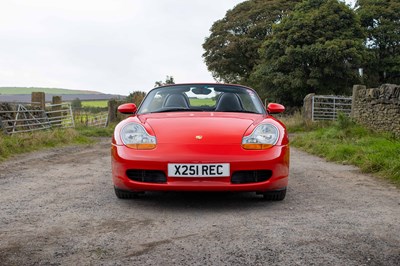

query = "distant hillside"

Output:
[[0, 94, 125, 103], [0, 87, 126, 103], [0, 87, 103, 95]]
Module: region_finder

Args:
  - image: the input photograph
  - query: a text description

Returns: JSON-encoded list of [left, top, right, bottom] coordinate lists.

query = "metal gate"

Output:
[[312, 95, 352, 121], [86, 113, 108, 127], [45, 103, 75, 128], [0, 104, 51, 134], [0, 102, 74, 134]]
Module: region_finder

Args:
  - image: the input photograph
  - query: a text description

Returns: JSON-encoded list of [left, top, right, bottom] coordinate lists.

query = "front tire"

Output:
[[262, 188, 286, 201], [114, 187, 141, 199]]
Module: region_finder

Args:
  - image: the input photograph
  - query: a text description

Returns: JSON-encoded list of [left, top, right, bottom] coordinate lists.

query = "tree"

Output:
[[71, 98, 82, 109], [251, 0, 366, 106], [126, 91, 146, 106], [154, 76, 175, 87], [202, 0, 301, 84], [356, 0, 400, 85]]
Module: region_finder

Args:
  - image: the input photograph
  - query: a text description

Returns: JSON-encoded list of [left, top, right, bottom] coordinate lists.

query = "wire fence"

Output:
[[73, 110, 108, 128]]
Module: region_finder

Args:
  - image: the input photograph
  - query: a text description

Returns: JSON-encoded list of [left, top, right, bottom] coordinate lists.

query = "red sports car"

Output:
[[112, 83, 289, 200]]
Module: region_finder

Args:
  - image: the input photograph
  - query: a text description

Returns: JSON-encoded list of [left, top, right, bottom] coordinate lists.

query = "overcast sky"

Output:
[[0, 0, 355, 95]]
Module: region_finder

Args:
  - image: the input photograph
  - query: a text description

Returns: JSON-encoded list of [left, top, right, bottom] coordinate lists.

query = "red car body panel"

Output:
[[112, 112, 289, 192]]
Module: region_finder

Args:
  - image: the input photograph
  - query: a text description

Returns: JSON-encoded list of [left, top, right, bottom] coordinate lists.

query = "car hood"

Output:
[[138, 112, 265, 144]]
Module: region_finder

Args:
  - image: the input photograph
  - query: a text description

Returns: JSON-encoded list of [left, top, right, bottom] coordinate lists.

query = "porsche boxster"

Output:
[[111, 83, 289, 200]]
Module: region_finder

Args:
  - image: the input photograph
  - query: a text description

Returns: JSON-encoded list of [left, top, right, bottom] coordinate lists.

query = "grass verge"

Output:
[[0, 126, 114, 162], [290, 114, 400, 185], [75, 125, 115, 137], [279, 111, 332, 132]]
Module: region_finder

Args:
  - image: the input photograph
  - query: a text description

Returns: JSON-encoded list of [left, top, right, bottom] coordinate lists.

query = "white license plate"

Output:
[[168, 163, 230, 177]]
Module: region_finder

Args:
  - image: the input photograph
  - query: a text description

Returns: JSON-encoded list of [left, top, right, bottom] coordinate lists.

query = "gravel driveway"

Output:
[[0, 138, 399, 265]]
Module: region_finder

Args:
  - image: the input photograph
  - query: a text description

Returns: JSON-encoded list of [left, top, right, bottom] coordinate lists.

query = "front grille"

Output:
[[126, 170, 167, 183], [231, 170, 272, 184]]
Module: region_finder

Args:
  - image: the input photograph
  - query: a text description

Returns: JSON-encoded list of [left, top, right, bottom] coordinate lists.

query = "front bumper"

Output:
[[111, 143, 289, 192]]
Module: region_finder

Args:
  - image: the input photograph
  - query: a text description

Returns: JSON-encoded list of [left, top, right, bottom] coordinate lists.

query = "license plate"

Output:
[[168, 163, 230, 177]]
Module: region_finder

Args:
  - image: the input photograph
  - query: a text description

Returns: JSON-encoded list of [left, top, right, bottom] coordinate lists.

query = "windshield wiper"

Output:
[[215, 110, 260, 114], [236, 110, 260, 114], [152, 107, 201, 113]]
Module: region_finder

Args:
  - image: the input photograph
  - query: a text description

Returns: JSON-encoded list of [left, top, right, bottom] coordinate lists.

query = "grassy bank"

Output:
[[0, 126, 114, 162], [288, 114, 400, 185], [75, 125, 114, 137]]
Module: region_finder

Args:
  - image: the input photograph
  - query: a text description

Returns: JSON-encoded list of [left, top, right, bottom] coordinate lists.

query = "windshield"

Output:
[[138, 84, 265, 114]]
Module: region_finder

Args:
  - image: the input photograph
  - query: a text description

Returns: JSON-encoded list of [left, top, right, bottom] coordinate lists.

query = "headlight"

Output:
[[242, 123, 279, 150], [121, 123, 156, 150]]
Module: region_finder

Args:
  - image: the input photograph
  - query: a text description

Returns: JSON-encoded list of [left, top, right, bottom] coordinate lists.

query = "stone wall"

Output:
[[0, 103, 13, 134], [351, 84, 400, 137]]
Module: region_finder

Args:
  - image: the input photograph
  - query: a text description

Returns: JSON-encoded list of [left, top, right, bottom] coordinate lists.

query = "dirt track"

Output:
[[0, 138, 399, 265]]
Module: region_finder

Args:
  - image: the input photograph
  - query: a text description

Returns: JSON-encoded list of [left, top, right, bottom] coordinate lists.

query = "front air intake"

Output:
[[231, 170, 272, 184], [126, 170, 167, 183]]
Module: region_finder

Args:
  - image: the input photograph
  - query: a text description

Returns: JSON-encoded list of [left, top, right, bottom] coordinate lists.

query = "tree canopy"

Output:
[[203, 0, 399, 106], [356, 0, 400, 85], [71, 98, 82, 109], [251, 0, 366, 105], [202, 0, 301, 83], [155, 76, 175, 87], [126, 91, 146, 106]]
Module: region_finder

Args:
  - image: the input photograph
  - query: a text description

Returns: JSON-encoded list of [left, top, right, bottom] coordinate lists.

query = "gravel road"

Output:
[[0, 138, 399, 265]]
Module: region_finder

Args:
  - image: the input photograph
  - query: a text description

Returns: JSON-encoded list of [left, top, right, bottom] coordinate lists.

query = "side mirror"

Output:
[[118, 103, 137, 114], [267, 103, 285, 114]]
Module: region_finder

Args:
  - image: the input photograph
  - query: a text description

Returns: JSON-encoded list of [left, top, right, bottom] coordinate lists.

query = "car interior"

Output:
[[214, 93, 244, 112], [163, 93, 190, 108], [162, 91, 244, 112]]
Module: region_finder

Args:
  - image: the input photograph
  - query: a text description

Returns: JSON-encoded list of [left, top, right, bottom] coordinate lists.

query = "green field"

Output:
[[81, 100, 108, 108], [0, 87, 102, 95], [189, 98, 216, 106]]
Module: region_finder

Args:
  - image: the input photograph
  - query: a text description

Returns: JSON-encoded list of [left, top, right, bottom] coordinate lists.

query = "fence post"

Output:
[[333, 97, 336, 120], [31, 92, 46, 110], [108, 99, 124, 124], [0, 117, 4, 134], [52, 96, 62, 126], [303, 93, 315, 121], [351, 85, 366, 118]]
